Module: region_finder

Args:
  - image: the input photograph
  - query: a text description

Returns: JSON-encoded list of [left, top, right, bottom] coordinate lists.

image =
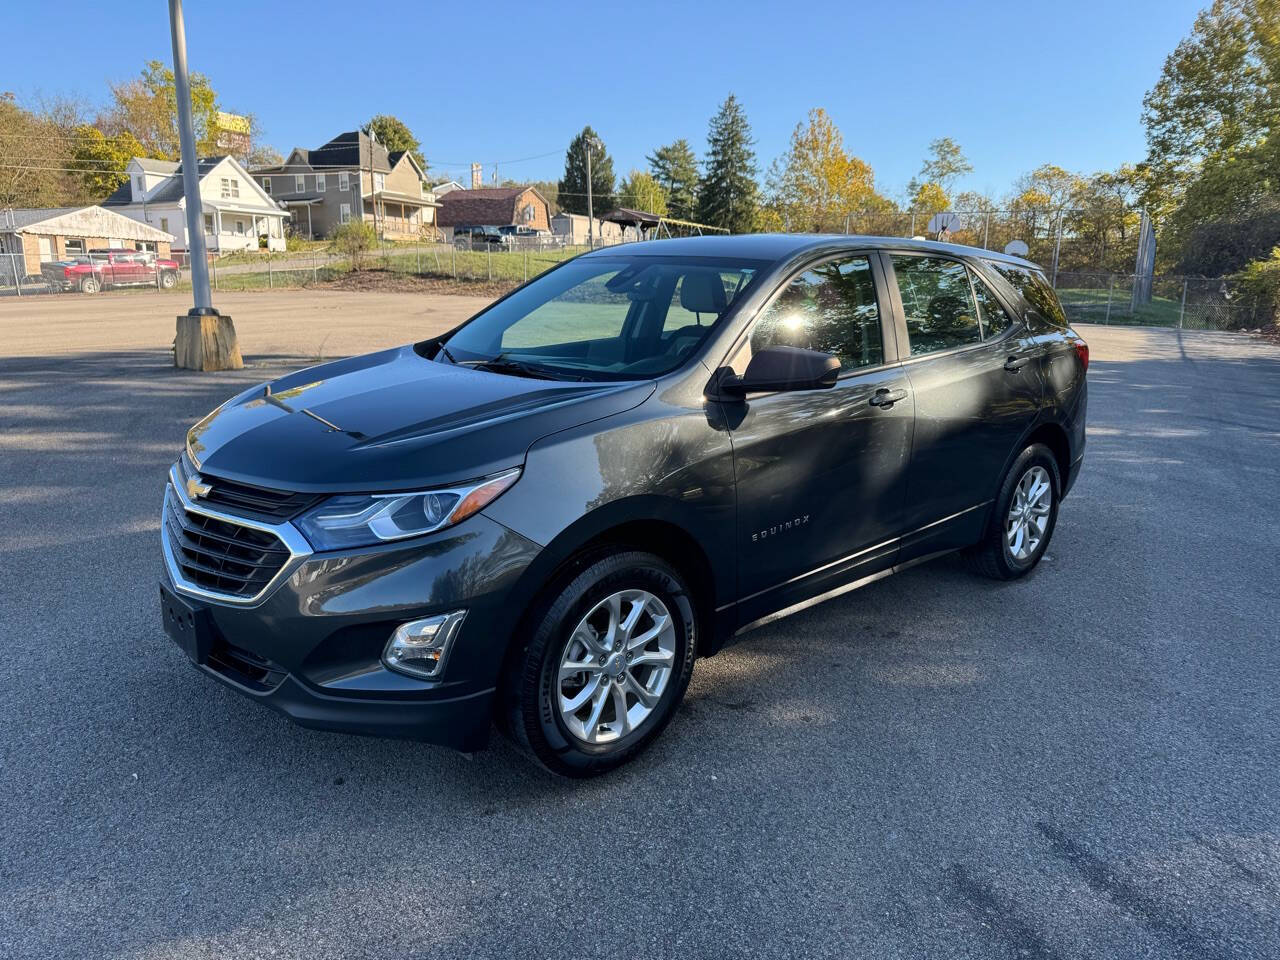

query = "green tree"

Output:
[[697, 94, 760, 233], [646, 139, 699, 219], [367, 114, 425, 168], [765, 107, 888, 231], [558, 126, 615, 215], [70, 126, 146, 200], [617, 170, 668, 214], [1141, 0, 1279, 217], [907, 136, 973, 200], [100, 60, 219, 159]]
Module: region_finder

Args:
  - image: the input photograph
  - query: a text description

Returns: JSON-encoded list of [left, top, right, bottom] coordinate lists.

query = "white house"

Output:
[[103, 155, 288, 253]]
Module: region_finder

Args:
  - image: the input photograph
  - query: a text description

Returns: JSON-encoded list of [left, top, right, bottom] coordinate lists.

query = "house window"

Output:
[[64, 238, 85, 255], [338, 171, 350, 191], [160, 217, 169, 234], [262, 178, 271, 194], [234, 220, 246, 235], [374, 172, 385, 192], [134, 175, 145, 195], [316, 173, 326, 192], [204, 213, 214, 234], [220, 177, 240, 199], [295, 174, 306, 193], [339, 203, 351, 224]]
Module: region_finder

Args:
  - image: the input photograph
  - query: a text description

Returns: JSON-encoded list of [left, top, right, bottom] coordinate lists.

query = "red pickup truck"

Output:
[[41, 249, 181, 293]]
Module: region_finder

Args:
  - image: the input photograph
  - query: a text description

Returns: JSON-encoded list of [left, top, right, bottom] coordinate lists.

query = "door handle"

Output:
[[869, 387, 908, 408], [1004, 356, 1031, 372]]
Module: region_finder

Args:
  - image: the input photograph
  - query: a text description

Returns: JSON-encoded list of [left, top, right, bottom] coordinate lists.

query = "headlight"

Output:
[[295, 468, 520, 551]]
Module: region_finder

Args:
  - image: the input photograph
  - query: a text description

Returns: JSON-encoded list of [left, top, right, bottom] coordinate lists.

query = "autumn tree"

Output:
[[617, 170, 668, 215], [367, 115, 425, 167], [697, 95, 760, 233], [646, 139, 699, 219], [0, 93, 89, 207], [766, 108, 888, 232], [558, 126, 616, 215], [66, 127, 145, 200], [100, 60, 220, 159]]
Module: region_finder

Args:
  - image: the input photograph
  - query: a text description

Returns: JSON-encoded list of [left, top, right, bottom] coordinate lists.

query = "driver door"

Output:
[[718, 253, 914, 624]]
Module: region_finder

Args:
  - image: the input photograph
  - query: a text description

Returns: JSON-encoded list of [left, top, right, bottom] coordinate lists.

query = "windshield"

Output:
[[440, 255, 762, 380]]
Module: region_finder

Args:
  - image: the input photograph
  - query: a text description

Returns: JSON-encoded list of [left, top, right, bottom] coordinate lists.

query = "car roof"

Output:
[[580, 232, 1042, 270]]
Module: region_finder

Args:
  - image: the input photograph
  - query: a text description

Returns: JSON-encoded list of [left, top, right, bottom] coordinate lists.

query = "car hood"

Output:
[[187, 344, 655, 493]]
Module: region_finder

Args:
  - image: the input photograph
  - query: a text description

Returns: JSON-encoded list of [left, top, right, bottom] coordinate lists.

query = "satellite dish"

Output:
[[927, 212, 962, 235], [1004, 239, 1029, 257]]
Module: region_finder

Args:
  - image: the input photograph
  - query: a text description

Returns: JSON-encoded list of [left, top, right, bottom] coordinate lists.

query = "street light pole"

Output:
[[169, 0, 211, 313], [585, 141, 594, 250], [168, 0, 241, 370]]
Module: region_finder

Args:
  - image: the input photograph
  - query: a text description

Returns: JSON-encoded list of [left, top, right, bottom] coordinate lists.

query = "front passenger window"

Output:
[[741, 256, 883, 373], [891, 255, 981, 355]]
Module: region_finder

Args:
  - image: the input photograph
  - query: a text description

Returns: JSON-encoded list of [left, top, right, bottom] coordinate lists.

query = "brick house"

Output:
[[0, 205, 174, 281], [436, 186, 551, 234]]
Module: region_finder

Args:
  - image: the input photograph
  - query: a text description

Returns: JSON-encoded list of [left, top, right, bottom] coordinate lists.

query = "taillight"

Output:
[[1072, 337, 1089, 372]]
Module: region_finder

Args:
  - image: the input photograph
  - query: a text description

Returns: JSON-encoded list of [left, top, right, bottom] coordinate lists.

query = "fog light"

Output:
[[382, 611, 467, 679]]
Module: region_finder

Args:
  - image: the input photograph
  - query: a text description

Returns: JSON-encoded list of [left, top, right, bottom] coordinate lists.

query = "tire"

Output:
[[502, 550, 697, 777], [160, 271, 177, 289], [80, 277, 100, 294], [964, 443, 1060, 580]]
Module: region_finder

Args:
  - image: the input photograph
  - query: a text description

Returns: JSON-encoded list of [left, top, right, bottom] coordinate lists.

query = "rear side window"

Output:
[[969, 269, 1016, 338], [985, 261, 1068, 328], [890, 255, 981, 355], [741, 256, 884, 373]]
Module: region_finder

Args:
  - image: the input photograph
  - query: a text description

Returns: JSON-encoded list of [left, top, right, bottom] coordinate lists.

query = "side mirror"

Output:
[[720, 345, 840, 396]]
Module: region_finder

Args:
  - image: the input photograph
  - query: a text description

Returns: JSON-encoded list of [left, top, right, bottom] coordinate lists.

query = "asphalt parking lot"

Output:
[[2, 292, 1278, 959]]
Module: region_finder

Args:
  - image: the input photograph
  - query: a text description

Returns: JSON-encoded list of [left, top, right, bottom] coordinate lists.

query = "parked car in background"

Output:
[[159, 235, 1087, 777], [42, 249, 181, 293], [453, 225, 511, 249]]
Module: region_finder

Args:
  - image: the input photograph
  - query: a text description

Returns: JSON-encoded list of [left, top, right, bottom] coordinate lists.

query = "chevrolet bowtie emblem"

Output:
[[186, 474, 213, 500]]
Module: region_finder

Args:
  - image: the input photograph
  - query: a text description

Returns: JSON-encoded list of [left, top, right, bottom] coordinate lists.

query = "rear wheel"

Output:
[[80, 276, 100, 294], [502, 550, 697, 777], [964, 444, 1060, 580]]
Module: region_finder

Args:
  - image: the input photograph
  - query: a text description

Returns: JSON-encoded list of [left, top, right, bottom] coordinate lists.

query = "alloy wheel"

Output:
[[1006, 465, 1052, 562], [556, 589, 676, 744]]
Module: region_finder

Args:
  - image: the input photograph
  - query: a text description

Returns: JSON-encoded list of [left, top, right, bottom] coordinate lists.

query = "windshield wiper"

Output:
[[437, 343, 459, 365], [474, 355, 559, 380]]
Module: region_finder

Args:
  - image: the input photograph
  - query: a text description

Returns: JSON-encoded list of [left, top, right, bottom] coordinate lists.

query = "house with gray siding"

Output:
[[251, 131, 440, 240]]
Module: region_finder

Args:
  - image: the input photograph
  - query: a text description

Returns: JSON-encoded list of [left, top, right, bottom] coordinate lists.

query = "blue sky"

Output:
[[9, 0, 1201, 200]]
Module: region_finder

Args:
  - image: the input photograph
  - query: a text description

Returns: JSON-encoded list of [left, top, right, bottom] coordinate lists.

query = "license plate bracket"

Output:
[[160, 583, 213, 664]]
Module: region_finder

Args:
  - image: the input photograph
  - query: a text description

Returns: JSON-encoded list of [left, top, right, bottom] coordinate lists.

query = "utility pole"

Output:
[[585, 140, 595, 250], [168, 0, 240, 370]]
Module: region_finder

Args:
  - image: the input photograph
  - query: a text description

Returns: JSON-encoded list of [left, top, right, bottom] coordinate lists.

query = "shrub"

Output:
[[1231, 247, 1280, 329], [329, 220, 377, 268]]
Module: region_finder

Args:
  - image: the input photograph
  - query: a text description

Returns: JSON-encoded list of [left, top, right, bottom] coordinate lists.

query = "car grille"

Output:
[[163, 486, 291, 598], [177, 455, 319, 521]]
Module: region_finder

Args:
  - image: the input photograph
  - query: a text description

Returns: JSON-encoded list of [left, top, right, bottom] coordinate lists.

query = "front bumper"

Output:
[[160, 477, 542, 751]]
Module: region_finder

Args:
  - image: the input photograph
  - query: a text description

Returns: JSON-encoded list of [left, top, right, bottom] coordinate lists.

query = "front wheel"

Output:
[[502, 550, 697, 777], [964, 444, 1060, 580], [159, 270, 177, 289]]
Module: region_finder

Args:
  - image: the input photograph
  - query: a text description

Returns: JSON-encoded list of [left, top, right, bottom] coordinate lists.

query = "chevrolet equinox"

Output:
[[160, 235, 1087, 776]]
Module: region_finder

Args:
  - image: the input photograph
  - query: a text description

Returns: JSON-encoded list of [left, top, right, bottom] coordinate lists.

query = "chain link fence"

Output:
[[1053, 272, 1268, 331], [2, 212, 1270, 332]]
